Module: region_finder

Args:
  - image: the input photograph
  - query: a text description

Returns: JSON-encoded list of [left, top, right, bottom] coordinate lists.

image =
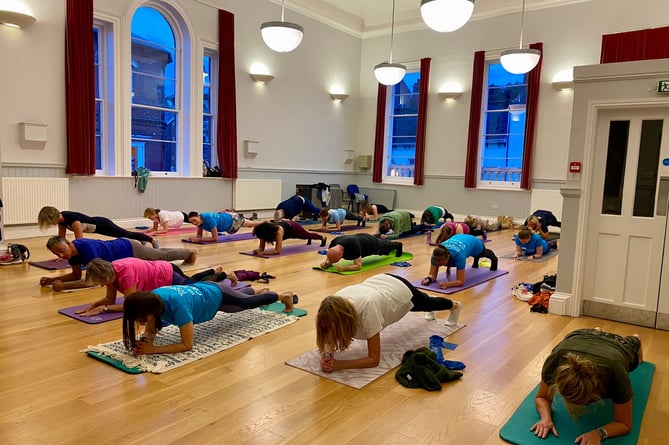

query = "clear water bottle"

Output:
[[426, 231, 432, 245]]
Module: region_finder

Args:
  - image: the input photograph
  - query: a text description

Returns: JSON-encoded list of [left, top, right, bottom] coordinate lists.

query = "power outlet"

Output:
[[492, 204, 499, 210]]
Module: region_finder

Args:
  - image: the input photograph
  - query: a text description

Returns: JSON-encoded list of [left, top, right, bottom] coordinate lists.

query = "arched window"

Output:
[[130, 6, 179, 173]]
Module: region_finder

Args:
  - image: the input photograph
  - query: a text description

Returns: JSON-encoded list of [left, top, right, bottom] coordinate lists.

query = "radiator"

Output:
[[233, 179, 282, 211], [1, 177, 69, 224]]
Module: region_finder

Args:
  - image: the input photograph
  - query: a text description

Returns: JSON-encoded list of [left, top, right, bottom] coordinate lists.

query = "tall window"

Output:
[[479, 61, 529, 187], [203, 50, 216, 169], [385, 71, 420, 181], [130, 7, 178, 173], [94, 20, 115, 174]]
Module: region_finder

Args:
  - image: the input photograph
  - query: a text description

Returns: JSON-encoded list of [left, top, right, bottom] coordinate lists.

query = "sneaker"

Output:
[[445, 301, 462, 326], [424, 311, 436, 321], [394, 243, 403, 257], [307, 239, 312, 245], [320, 236, 327, 247], [361, 220, 366, 228]]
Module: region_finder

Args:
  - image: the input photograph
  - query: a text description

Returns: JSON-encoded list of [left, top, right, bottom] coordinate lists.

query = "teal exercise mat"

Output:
[[260, 302, 307, 317], [182, 231, 256, 244], [313, 252, 413, 275], [499, 361, 655, 445]]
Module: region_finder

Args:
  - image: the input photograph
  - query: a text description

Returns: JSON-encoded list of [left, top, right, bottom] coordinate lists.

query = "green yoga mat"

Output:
[[260, 302, 307, 317], [313, 252, 414, 275], [499, 361, 655, 444]]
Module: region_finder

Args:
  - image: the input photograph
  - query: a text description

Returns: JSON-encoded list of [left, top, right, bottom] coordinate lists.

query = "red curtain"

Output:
[[217, 10, 238, 179], [601, 26, 669, 63], [65, 0, 95, 175], [464, 51, 485, 188], [413, 58, 431, 186], [520, 42, 543, 190], [372, 83, 388, 183]]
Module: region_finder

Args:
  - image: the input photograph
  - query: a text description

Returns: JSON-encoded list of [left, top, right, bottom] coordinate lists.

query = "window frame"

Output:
[[477, 58, 530, 190], [382, 65, 421, 185], [202, 45, 218, 172], [93, 16, 117, 175]]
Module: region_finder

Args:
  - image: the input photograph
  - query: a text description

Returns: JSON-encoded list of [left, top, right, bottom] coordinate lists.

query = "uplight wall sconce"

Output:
[[250, 73, 274, 84], [438, 91, 462, 100], [0, 9, 36, 29], [551, 80, 574, 91], [330, 93, 349, 102]]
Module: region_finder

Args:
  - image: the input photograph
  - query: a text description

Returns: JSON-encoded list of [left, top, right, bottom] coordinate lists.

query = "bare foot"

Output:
[[279, 292, 294, 312], [213, 265, 224, 274], [182, 250, 198, 266], [255, 287, 270, 295]]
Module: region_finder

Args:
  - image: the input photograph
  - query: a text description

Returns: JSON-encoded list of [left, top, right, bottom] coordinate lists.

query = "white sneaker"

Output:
[[445, 301, 462, 326], [424, 311, 436, 321]]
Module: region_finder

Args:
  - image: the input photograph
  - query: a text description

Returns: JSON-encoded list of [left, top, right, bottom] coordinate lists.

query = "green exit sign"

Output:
[[658, 80, 669, 93]]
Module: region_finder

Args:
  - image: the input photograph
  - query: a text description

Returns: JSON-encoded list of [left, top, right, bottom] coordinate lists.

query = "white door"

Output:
[[583, 108, 669, 327]]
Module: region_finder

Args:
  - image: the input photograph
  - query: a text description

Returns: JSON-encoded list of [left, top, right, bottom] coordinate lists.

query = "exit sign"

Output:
[[658, 80, 669, 93]]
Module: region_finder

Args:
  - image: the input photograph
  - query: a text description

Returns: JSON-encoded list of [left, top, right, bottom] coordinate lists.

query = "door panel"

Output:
[[584, 108, 669, 327]]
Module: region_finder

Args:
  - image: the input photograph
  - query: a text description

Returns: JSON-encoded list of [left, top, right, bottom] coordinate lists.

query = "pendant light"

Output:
[[260, 0, 304, 53], [374, 0, 406, 86], [420, 0, 475, 33], [500, 0, 540, 74]]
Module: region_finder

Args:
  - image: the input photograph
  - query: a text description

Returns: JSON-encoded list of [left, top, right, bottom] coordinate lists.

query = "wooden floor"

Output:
[[1, 225, 667, 444]]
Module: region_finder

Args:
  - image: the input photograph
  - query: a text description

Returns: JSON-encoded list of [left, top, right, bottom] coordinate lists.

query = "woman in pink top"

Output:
[[432, 222, 469, 245], [77, 257, 230, 316]]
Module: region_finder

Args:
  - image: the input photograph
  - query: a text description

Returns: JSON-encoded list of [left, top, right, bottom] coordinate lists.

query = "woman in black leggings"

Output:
[[38, 206, 154, 245]]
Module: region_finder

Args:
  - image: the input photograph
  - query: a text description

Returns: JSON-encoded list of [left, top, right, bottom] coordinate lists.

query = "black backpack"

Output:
[[8, 243, 30, 261]]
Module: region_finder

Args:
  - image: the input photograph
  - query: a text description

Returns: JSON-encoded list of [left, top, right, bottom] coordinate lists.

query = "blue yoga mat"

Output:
[[499, 361, 655, 444]]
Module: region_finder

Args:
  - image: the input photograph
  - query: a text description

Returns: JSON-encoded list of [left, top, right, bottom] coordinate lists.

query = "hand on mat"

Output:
[[320, 353, 338, 373], [513, 252, 521, 259], [574, 430, 603, 445], [252, 248, 265, 256], [530, 418, 558, 439], [74, 304, 99, 316], [40, 276, 55, 286], [131, 338, 156, 355]]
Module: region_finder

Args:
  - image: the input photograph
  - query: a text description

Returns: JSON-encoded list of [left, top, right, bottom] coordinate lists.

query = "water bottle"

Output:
[[426, 231, 432, 245]]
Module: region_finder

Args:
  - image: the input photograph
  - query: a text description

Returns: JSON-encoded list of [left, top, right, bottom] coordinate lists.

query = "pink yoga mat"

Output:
[[239, 242, 322, 258], [182, 231, 256, 244], [151, 226, 197, 236], [412, 267, 509, 294]]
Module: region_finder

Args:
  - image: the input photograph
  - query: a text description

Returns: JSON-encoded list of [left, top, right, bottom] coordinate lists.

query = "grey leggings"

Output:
[[210, 281, 279, 312], [129, 239, 191, 261]]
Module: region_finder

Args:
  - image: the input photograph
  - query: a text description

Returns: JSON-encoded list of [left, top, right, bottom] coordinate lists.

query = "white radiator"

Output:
[[233, 179, 282, 211], [1, 178, 69, 224]]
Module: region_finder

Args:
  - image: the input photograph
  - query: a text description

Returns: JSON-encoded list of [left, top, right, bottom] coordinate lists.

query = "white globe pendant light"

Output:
[[260, 0, 304, 53], [420, 0, 475, 33], [374, 0, 406, 86], [500, 0, 540, 74]]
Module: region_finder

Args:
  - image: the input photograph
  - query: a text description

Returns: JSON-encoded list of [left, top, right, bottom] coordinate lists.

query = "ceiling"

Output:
[[281, 0, 589, 37]]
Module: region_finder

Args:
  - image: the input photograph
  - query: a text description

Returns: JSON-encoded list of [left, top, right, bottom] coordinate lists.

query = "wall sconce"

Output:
[[551, 80, 574, 91], [250, 73, 274, 84], [438, 91, 462, 100], [330, 93, 349, 102], [0, 9, 36, 28]]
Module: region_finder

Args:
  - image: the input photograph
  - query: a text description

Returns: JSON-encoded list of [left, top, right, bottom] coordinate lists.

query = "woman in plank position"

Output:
[[531, 328, 643, 444], [316, 273, 461, 372], [252, 220, 326, 255], [123, 281, 296, 354]]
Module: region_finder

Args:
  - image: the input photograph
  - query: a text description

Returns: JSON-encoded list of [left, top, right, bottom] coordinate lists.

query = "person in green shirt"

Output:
[[532, 328, 643, 443], [376, 210, 427, 239]]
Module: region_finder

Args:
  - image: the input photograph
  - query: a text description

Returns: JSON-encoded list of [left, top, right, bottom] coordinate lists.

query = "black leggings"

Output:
[[90, 216, 154, 243], [170, 264, 222, 285], [386, 274, 455, 311]]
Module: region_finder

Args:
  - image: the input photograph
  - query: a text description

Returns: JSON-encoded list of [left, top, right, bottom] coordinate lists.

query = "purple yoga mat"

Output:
[[239, 242, 322, 258], [182, 231, 256, 244], [412, 267, 509, 294], [29, 258, 71, 270], [59, 298, 125, 324], [58, 281, 251, 324]]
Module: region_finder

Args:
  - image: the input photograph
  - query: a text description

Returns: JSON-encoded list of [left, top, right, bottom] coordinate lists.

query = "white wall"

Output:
[[2, 0, 669, 230]]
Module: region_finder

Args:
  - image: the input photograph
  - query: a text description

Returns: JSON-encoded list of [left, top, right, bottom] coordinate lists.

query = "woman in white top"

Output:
[[316, 273, 462, 372], [144, 208, 189, 234]]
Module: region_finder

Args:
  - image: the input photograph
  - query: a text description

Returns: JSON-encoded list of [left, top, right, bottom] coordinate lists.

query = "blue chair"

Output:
[[346, 184, 368, 212]]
